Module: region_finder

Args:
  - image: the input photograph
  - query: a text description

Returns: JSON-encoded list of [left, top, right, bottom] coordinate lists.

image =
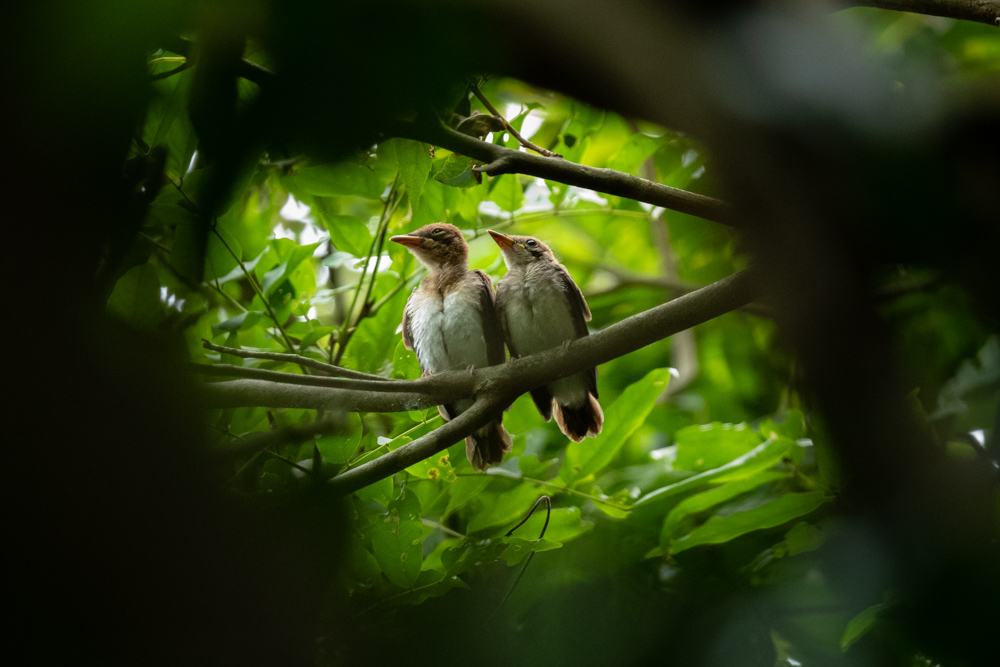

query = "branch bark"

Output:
[[389, 119, 738, 226], [844, 1, 1000, 25]]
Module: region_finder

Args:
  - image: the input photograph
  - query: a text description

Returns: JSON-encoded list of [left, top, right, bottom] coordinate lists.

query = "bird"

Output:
[[488, 230, 603, 442], [390, 223, 512, 470]]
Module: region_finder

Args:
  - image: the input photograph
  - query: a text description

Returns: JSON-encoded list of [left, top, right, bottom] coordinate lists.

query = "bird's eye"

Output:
[[526, 239, 537, 247], [431, 228, 444, 236]]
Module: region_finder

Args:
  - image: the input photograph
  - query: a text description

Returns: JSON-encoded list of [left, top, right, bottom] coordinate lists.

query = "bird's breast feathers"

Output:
[[407, 283, 489, 374], [502, 270, 577, 355]]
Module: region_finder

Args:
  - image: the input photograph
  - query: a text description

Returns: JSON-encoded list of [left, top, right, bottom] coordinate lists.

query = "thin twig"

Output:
[[210, 225, 298, 353], [333, 172, 401, 364], [468, 81, 562, 158], [150, 61, 192, 81], [191, 362, 470, 396], [497, 495, 552, 611], [202, 340, 387, 380]]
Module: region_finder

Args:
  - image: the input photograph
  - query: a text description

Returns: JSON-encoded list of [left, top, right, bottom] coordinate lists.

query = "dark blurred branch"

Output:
[[215, 415, 348, 459], [160, 35, 274, 87], [844, 0, 1000, 25], [390, 118, 738, 226]]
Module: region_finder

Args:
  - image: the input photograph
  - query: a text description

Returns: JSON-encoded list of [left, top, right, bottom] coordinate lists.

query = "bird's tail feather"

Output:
[[553, 393, 603, 442], [466, 420, 512, 471]]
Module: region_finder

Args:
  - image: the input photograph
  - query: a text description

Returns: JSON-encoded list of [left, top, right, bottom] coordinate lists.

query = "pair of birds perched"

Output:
[[390, 223, 603, 471]]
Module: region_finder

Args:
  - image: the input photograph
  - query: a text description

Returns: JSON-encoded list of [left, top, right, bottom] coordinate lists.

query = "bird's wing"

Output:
[[554, 262, 592, 328], [494, 277, 518, 358], [554, 263, 598, 398], [472, 269, 506, 367], [401, 293, 414, 351]]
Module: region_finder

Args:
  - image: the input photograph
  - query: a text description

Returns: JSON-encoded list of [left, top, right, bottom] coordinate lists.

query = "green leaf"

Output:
[[670, 491, 828, 554], [315, 413, 363, 463], [322, 214, 372, 257], [466, 483, 544, 534], [784, 521, 824, 556], [841, 600, 891, 652], [674, 422, 764, 472], [392, 339, 422, 380], [635, 436, 794, 508], [356, 475, 393, 506], [434, 153, 478, 188], [509, 506, 594, 544], [203, 227, 242, 282], [444, 476, 491, 516], [261, 261, 288, 296], [371, 487, 423, 588], [107, 264, 161, 328], [406, 449, 455, 481], [660, 470, 789, 551], [287, 162, 384, 199], [385, 138, 432, 212], [607, 132, 664, 175], [560, 368, 670, 484], [501, 537, 563, 566], [211, 311, 265, 334], [345, 539, 382, 588], [490, 174, 523, 212]]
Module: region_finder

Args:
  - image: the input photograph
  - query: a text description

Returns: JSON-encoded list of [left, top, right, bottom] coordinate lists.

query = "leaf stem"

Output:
[[333, 172, 401, 364]]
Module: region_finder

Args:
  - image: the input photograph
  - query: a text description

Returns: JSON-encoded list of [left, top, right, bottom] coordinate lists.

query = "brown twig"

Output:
[[468, 81, 563, 158]]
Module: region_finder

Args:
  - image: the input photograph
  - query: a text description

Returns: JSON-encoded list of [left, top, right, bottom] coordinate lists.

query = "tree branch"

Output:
[[389, 119, 737, 226], [200, 378, 441, 414], [202, 340, 387, 380], [328, 397, 500, 495], [844, 1, 1000, 25]]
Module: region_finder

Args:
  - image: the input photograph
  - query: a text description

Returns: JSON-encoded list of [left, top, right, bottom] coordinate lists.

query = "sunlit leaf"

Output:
[[670, 491, 828, 554], [560, 368, 671, 484], [315, 412, 363, 463]]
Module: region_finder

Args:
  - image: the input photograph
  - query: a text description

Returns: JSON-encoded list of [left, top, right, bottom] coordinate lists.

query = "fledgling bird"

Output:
[[489, 230, 603, 442], [390, 223, 512, 470]]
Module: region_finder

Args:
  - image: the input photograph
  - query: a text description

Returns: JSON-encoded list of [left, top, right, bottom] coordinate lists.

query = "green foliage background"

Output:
[[78, 6, 1000, 666]]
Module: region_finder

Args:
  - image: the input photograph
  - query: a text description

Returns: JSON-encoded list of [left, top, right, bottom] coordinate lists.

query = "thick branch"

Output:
[[328, 398, 499, 495], [845, 1, 1000, 25], [192, 362, 473, 399], [390, 119, 737, 226], [200, 378, 438, 413], [202, 269, 757, 414]]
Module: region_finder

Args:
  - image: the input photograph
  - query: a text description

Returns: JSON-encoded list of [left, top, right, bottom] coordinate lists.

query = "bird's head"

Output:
[[390, 223, 469, 269], [487, 230, 555, 269]]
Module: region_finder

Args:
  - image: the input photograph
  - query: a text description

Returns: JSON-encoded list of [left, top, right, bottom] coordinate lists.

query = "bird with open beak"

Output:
[[489, 230, 603, 442], [390, 223, 512, 470]]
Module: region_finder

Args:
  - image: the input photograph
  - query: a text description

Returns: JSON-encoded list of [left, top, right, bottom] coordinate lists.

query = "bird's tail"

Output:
[[466, 420, 513, 471], [553, 393, 604, 442]]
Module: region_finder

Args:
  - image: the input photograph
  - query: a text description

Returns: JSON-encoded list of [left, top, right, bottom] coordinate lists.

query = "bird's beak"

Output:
[[390, 234, 424, 248], [487, 229, 516, 250]]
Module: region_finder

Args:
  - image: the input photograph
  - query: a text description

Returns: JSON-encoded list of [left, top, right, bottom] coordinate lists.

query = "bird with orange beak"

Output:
[[390, 223, 512, 470], [488, 230, 603, 442]]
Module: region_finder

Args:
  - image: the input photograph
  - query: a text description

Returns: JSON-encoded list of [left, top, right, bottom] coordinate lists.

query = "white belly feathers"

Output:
[[408, 284, 489, 374], [504, 271, 576, 357]]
